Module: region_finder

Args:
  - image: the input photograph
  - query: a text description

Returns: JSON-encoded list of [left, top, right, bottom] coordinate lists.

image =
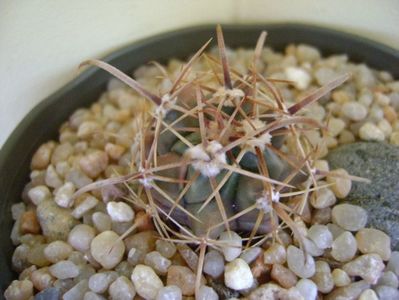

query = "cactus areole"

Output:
[[77, 26, 350, 246]]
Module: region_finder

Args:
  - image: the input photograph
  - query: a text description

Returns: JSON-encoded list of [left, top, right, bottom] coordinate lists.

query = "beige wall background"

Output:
[[1, 0, 398, 147]]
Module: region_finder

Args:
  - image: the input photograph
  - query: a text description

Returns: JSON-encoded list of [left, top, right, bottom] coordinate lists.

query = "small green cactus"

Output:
[[76, 25, 350, 251]]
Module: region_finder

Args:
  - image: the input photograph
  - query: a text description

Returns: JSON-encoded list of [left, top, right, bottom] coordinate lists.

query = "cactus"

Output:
[[76, 26, 351, 259]]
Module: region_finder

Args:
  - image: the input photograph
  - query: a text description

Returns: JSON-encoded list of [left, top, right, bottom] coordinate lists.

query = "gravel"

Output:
[[6, 40, 399, 300]]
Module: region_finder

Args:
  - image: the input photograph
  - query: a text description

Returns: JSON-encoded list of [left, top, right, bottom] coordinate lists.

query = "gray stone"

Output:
[[34, 287, 61, 300], [37, 199, 78, 241], [208, 278, 240, 299], [327, 142, 399, 249]]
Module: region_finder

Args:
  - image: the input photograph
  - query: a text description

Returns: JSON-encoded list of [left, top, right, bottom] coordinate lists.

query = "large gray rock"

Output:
[[327, 142, 399, 250]]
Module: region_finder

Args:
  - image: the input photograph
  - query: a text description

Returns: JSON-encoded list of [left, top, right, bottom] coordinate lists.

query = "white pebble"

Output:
[[45, 165, 63, 188], [49, 260, 79, 279], [203, 250, 225, 278], [144, 251, 172, 275], [156, 285, 182, 300], [68, 224, 96, 253], [44, 241, 73, 263], [296, 278, 317, 300], [84, 291, 106, 300], [91, 231, 125, 269], [310, 187, 336, 209], [88, 271, 118, 294], [375, 285, 399, 300], [359, 289, 379, 300], [218, 231, 242, 262], [92, 212, 112, 232], [377, 271, 399, 288], [155, 240, 176, 259], [285, 67, 311, 90], [326, 168, 352, 199], [54, 182, 76, 208], [196, 285, 218, 300], [240, 247, 262, 264], [331, 231, 357, 262], [332, 204, 367, 231], [108, 276, 136, 300], [356, 228, 391, 261], [224, 258, 253, 290], [378, 119, 392, 137], [342, 101, 368, 121], [387, 251, 399, 276], [359, 122, 385, 141], [308, 224, 333, 249], [286, 246, 316, 278], [343, 254, 385, 284], [107, 201, 135, 223], [28, 185, 51, 205], [72, 196, 99, 219], [131, 264, 164, 299], [63, 280, 89, 300], [375, 92, 391, 106]]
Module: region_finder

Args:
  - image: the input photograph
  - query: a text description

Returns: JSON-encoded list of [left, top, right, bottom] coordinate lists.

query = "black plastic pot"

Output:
[[0, 24, 398, 295]]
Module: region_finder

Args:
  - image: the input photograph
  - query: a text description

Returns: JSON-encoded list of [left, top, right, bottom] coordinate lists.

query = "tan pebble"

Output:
[[338, 129, 355, 144], [326, 136, 338, 148], [264, 243, 286, 265], [383, 105, 397, 123], [105, 143, 125, 160], [18, 265, 37, 280], [4, 279, 34, 300], [324, 280, 370, 300], [31, 142, 55, 170], [327, 118, 346, 137], [390, 131, 399, 145], [124, 230, 158, 263], [332, 90, 351, 104], [79, 151, 109, 178], [30, 267, 55, 291], [311, 260, 334, 293], [326, 169, 351, 199], [135, 211, 154, 232], [77, 121, 102, 139], [271, 263, 297, 289], [51, 143, 74, 165], [356, 228, 391, 261], [20, 211, 41, 234], [312, 207, 332, 225], [27, 244, 50, 267], [251, 253, 270, 278], [332, 268, 351, 287], [167, 265, 203, 296]]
